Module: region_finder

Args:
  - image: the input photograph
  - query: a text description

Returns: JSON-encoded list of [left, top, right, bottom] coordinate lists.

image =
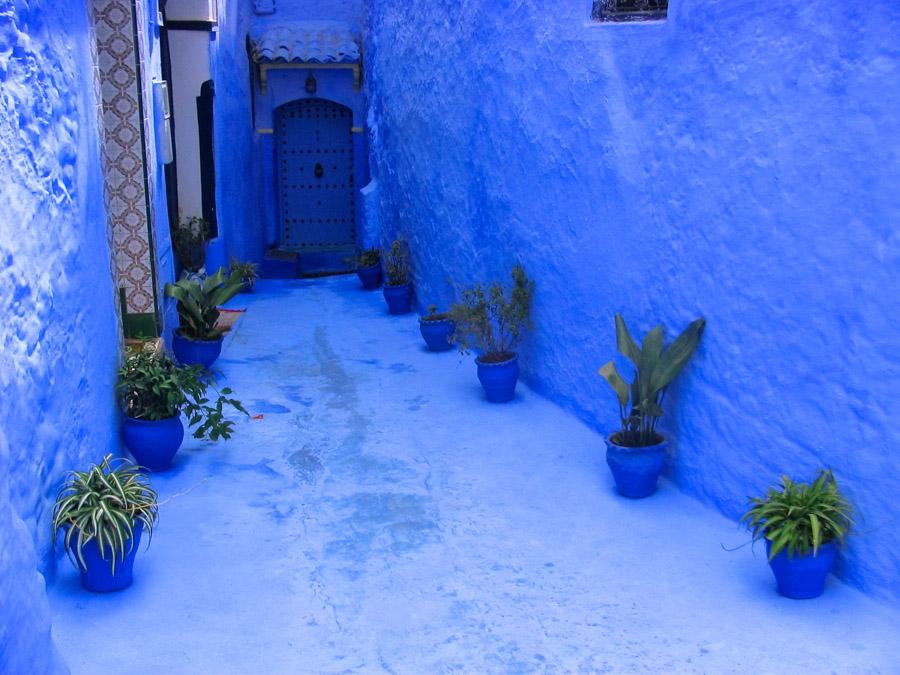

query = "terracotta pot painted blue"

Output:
[[605, 434, 668, 498], [766, 540, 837, 599], [419, 316, 456, 352], [476, 353, 519, 403], [67, 520, 144, 592], [357, 264, 383, 290], [383, 283, 413, 314], [172, 331, 223, 369], [122, 415, 184, 472]]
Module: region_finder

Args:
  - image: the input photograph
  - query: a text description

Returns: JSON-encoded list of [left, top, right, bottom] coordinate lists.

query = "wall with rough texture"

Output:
[[365, 0, 900, 602], [259, 0, 363, 31], [0, 0, 120, 670], [208, 0, 263, 267]]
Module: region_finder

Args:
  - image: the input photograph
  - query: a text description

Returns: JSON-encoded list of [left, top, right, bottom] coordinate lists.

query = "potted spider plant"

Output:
[[165, 266, 245, 368], [52, 454, 158, 592], [598, 314, 705, 498], [118, 349, 246, 471], [449, 264, 534, 402], [229, 257, 259, 293], [355, 247, 383, 290], [419, 304, 456, 352], [743, 470, 853, 599], [382, 239, 413, 314]]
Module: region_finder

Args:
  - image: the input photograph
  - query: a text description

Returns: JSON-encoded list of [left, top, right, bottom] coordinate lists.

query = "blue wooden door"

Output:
[[275, 99, 355, 250]]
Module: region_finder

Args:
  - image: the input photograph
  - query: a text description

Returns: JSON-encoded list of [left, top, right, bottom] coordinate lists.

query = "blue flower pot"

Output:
[[419, 316, 456, 352], [605, 434, 668, 498], [766, 540, 837, 599], [67, 520, 144, 593], [172, 332, 223, 369], [383, 283, 413, 314], [476, 353, 519, 403], [122, 415, 184, 472], [357, 264, 383, 290]]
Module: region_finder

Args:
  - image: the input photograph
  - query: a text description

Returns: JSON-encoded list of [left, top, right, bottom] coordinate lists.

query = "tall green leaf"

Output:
[[638, 325, 664, 404], [614, 314, 642, 366], [649, 317, 706, 394], [598, 362, 629, 407]]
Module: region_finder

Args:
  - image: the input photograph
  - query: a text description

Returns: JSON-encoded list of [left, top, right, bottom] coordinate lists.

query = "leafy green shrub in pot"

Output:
[[229, 257, 260, 293], [118, 349, 246, 470], [382, 239, 413, 314], [598, 314, 705, 498], [449, 264, 535, 402], [743, 470, 853, 599], [355, 247, 383, 289], [165, 266, 245, 367], [52, 454, 158, 592], [172, 216, 210, 273], [358, 247, 381, 269]]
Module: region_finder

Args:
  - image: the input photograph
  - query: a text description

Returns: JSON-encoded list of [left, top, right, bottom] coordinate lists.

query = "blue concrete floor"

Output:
[[50, 278, 898, 673]]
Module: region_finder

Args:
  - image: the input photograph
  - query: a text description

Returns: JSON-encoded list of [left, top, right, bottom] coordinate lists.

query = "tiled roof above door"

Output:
[[250, 21, 360, 64]]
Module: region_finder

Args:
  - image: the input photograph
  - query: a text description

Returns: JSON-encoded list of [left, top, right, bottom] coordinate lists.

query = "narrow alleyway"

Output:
[[49, 278, 897, 673]]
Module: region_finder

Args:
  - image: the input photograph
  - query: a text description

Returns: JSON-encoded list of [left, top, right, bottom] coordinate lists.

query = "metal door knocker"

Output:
[[315, 163, 324, 179]]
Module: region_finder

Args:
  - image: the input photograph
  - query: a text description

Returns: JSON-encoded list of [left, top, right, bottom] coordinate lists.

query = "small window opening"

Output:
[[592, 0, 668, 22]]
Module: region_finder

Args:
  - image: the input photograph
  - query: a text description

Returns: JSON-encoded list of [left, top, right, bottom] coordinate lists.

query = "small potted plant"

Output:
[[52, 454, 158, 592], [449, 264, 534, 403], [598, 314, 705, 498], [229, 257, 259, 293], [382, 239, 413, 314], [419, 305, 456, 352], [355, 247, 383, 290], [118, 349, 246, 471], [165, 266, 245, 368], [172, 216, 210, 274], [743, 471, 853, 599]]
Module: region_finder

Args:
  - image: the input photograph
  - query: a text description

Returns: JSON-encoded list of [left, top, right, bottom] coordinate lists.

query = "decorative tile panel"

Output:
[[91, 0, 156, 315]]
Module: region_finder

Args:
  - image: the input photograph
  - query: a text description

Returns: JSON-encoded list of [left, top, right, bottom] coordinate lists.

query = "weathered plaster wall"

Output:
[[210, 0, 265, 265], [365, 0, 900, 602], [0, 0, 119, 670], [258, 0, 363, 31]]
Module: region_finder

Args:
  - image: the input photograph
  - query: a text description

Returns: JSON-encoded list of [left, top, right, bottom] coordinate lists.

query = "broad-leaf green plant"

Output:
[[229, 257, 259, 290], [118, 349, 246, 441], [383, 239, 411, 286], [743, 470, 853, 560], [52, 454, 158, 574], [599, 314, 705, 447], [449, 264, 535, 361], [165, 266, 245, 341], [172, 216, 210, 273]]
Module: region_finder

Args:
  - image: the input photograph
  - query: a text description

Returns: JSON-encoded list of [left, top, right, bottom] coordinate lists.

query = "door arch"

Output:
[[275, 98, 356, 250]]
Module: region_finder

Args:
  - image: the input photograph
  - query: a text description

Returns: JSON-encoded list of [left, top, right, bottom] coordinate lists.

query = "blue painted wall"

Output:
[[365, 0, 900, 602], [260, 0, 363, 31], [0, 0, 120, 670]]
